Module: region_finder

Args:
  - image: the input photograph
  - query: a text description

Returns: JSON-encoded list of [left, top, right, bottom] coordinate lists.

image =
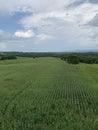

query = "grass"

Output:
[[0, 57, 98, 130]]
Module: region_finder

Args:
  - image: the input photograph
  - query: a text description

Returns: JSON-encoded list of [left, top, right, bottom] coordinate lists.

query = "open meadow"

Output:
[[0, 57, 98, 130]]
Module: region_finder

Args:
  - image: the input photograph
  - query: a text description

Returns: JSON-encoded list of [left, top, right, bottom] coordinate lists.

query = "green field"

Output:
[[0, 58, 98, 130]]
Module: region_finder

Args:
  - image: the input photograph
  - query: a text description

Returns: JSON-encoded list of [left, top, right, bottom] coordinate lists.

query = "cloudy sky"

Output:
[[0, 0, 98, 52]]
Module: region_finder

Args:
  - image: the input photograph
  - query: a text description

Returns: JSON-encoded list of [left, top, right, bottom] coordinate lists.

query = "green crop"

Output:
[[0, 57, 98, 130]]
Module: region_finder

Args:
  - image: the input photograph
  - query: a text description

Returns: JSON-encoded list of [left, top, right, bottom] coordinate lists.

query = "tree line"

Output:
[[0, 54, 17, 60], [60, 54, 98, 64], [0, 52, 98, 64]]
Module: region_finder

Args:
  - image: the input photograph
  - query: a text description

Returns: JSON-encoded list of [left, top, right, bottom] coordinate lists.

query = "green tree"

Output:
[[67, 55, 79, 64]]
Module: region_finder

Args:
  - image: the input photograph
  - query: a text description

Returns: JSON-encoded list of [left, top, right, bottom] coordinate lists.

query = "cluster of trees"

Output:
[[1, 52, 63, 58], [79, 56, 98, 64], [60, 54, 98, 64], [0, 52, 98, 64], [61, 55, 79, 64], [0, 54, 17, 60], [67, 55, 79, 64]]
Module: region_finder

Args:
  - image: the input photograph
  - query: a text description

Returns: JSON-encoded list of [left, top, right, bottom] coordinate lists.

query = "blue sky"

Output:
[[0, 0, 98, 52]]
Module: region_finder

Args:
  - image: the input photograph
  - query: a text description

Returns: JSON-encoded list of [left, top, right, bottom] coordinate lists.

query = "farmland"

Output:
[[0, 57, 98, 130]]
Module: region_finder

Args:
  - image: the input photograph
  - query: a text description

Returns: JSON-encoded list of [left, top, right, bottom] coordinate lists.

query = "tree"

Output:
[[67, 55, 79, 64], [7, 55, 17, 60], [60, 55, 67, 61], [0, 55, 17, 60]]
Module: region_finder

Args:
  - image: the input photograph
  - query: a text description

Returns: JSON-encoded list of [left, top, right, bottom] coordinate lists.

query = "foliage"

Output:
[[67, 54, 79, 64], [60, 53, 98, 64], [79, 56, 98, 64], [60, 55, 67, 61], [0, 55, 17, 60], [1, 52, 98, 64], [94, 118, 98, 130]]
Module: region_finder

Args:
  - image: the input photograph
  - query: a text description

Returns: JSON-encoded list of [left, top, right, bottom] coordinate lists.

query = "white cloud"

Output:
[[20, 2, 98, 28], [34, 34, 54, 44], [0, 43, 7, 50], [15, 30, 35, 38], [0, 0, 76, 14], [20, 11, 74, 29], [37, 34, 53, 41], [18, 2, 98, 49], [0, 0, 98, 51]]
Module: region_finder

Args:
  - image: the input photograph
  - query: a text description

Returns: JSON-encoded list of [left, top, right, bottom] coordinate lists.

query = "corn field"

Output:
[[0, 58, 98, 130]]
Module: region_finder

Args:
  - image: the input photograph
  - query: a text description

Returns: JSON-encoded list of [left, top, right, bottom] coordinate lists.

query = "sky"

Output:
[[0, 0, 98, 52]]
